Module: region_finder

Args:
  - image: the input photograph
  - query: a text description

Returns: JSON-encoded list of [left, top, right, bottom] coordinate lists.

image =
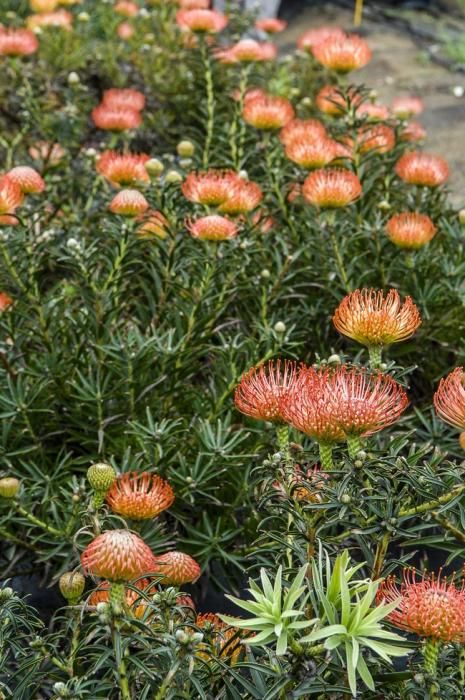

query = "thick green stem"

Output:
[[318, 443, 334, 470], [14, 503, 63, 537], [200, 39, 215, 168], [368, 345, 383, 369], [153, 660, 181, 700], [459, 645, 465, 686], [346, 435, 361, 459], [399, 484, 465, 518], [423, 638, 440, 678]]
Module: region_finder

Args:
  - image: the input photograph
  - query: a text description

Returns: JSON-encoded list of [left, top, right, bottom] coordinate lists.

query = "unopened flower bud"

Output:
[[59, 571, 85, 605], [178, 158, 192, 169], [261, 269, 271, 279], [327, 354, 341, 364], [78, 11, 90, 21], [96, 602, 109, 614], [459, 210, 465, 226], [87, 462, 116, 492], [67, 72, 80, 86], [53, 682, 68, 696], [175, 629, 189, 644], [176, 140, 195, 158], [301, 96, 312, 107], [273, 321, 286, 333], [165, 170, 183, 184], [354, 460, 363, 469], [377, 200, 391, 211], [0, 477, 20, 499], [191, 632, 204, 643], [340, 493, 351, 504], [0, 587, 13, 601], [145, 158, 164, 176]]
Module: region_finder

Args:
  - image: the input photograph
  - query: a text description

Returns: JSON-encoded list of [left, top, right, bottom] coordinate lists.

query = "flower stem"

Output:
[[399, 484, 465, 518], [423, 638, 440, 677], [371, 532, 390, 580], [353, 0, 364, 26], [200, 38, 215, 168], [368, 345, 382, 369], [346, 435, 361, 459], [112, 621, 132, 700], [318, 443, 334, 470], [14, 503, 63, 537]]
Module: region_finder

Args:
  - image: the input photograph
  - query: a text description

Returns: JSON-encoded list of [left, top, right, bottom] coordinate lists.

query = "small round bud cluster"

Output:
[[0, 477, 20, 499], [59, 571, 86, 605]]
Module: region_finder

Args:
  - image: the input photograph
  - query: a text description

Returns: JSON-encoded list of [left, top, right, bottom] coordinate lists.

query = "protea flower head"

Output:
[[255, 18, 287, 34], [395, 152, 449, 187], [302, 168, 362, 208], [27, 10, 73, 30], [333, 289, 421, 348], [182, 170, 236, 206], [377, 569, 465, 642], [92, 104, 142, 132], [312, 34, 372, 73], [392, 96, 424, 119], [234, 359, 299, 423], [7, 166, 45, 194], [178, 0, 210, 7], [59, 571, 86, 605], [434, 367, 465, 431], [186, 215, 238, 241], [356, 103, 390, 121], [117, 22, 134, 40], [114, 0, 139, 16], [285, 137, 339, 170], [315, 85, 362, 116], [218, 179, 263, 215], [385, 212, 437, 249], [0, 176, 23, 216], [216, 39, 277, 64], [196, 612, 242, 664], [279, 118, 327, 146], [96, 151, 150, 186], [297, 26, 346, 53], [106, 472, 175, 520], [151, 551, 201, 585], [242, 95, 295, 130], [176, 9, 228, 33], [0, 28, 39, 56], [0, 292, 13, 312], [357, 124, 396, 154], [137, 210, 169, 239], [109, 189, 149, 216], [81, 529, 156, 582], [400, 121, 427, 143], [102, 88, 145, 111]]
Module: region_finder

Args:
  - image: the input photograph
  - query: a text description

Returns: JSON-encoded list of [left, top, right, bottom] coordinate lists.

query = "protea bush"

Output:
[[0, 0, 465, 697]]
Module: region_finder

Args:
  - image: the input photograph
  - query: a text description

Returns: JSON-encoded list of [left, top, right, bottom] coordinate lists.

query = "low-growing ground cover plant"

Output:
[[1, 0, 465, 697]]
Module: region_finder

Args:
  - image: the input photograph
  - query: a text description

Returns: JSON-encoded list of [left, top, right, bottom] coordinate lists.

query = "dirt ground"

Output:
[[277, 4, 465, 207]]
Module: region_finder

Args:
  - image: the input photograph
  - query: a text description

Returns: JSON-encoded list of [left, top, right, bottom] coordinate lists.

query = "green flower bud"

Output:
[[459, 209, 465, 226], [145, 158, 164, 176], [273, 321, 286, 333], [340, 494, 351, 504], [0, 477, 20, 499], [87, 462, 116, 492], [59, 572, 85, 605], [176, 140, 195, 158], [327, 354, 341, 364], [165, 170, 183, 184], [0, 587, 14, 602]]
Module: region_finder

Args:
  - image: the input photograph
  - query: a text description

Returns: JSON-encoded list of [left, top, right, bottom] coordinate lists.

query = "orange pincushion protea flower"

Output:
[[106, 472, 174, 520], [196, 613, 242, 664], [102, 88, 145, 112], [281, 365, 407, 441], [178, 0, 210, 7], [285, 137, 339, 170], [182, 170, 235, 206], [114, 0, 139, 16], [7, 166, 45, 194], [216, 39, 277, 64], [0, 176, 23, 215], [395, 152, 449, 187], [333, 289, 421, 348], [356, 103, 390, 121], [312, 34, 372, 73], [377, 570, 465, 642], [243, 95, 294, 130], [218, 179, 263, 215], [187, 215, 238, 241], [81, 529, 155, 582], [96, 151, 150, 186], [279, 119, 326, 146], [117, 22, 134, 40], [176, 9, 228, 33], [256, 18, 287, 34], [302, 168, 362, 208], [392, 96, 424, 120], [400, 121, 427, 143], [357, 125, 396, 154], [234, 359, 299, 423], [92, 105, 142, 132], [109, 189, 149, 216], [28, 141, 65, 165], [315, 85, 362, 116], [0, 29, 39, 56], [27, 10, 73, 30], [137, 210, 169, 239], [152, 551, 201, 585], [385, 212, 437, 249], [434, 367, 465, 431], [297, 26, 346, 53], [0, 292, 13, 312]]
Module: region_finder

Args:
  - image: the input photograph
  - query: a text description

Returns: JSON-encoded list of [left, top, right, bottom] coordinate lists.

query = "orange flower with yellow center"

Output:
[[395, 152, 449, 187], [297, 26, 346, 54], [312, 34, 372, 73], [234, 359, 299, 423], [106, 472, 174, 520], [92, 105, 142, 132], [102, 88, 145, 112], [151, 551, 201, 585], [7, 166, 45, 194], [109, 189, 149, 216], [176, 9, 228, 33], [333, 289, 421, 348], [434, 367, 465, 432], [97, 151, 150, 187], [302, 168, 362, 208], [385, 212, 437, 250], [0, 29, 39, 56], [81, 530, 156, 582], [279, 118, 327, 146], [186, 215, 238, 241], [243, 95, 295, 130]]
